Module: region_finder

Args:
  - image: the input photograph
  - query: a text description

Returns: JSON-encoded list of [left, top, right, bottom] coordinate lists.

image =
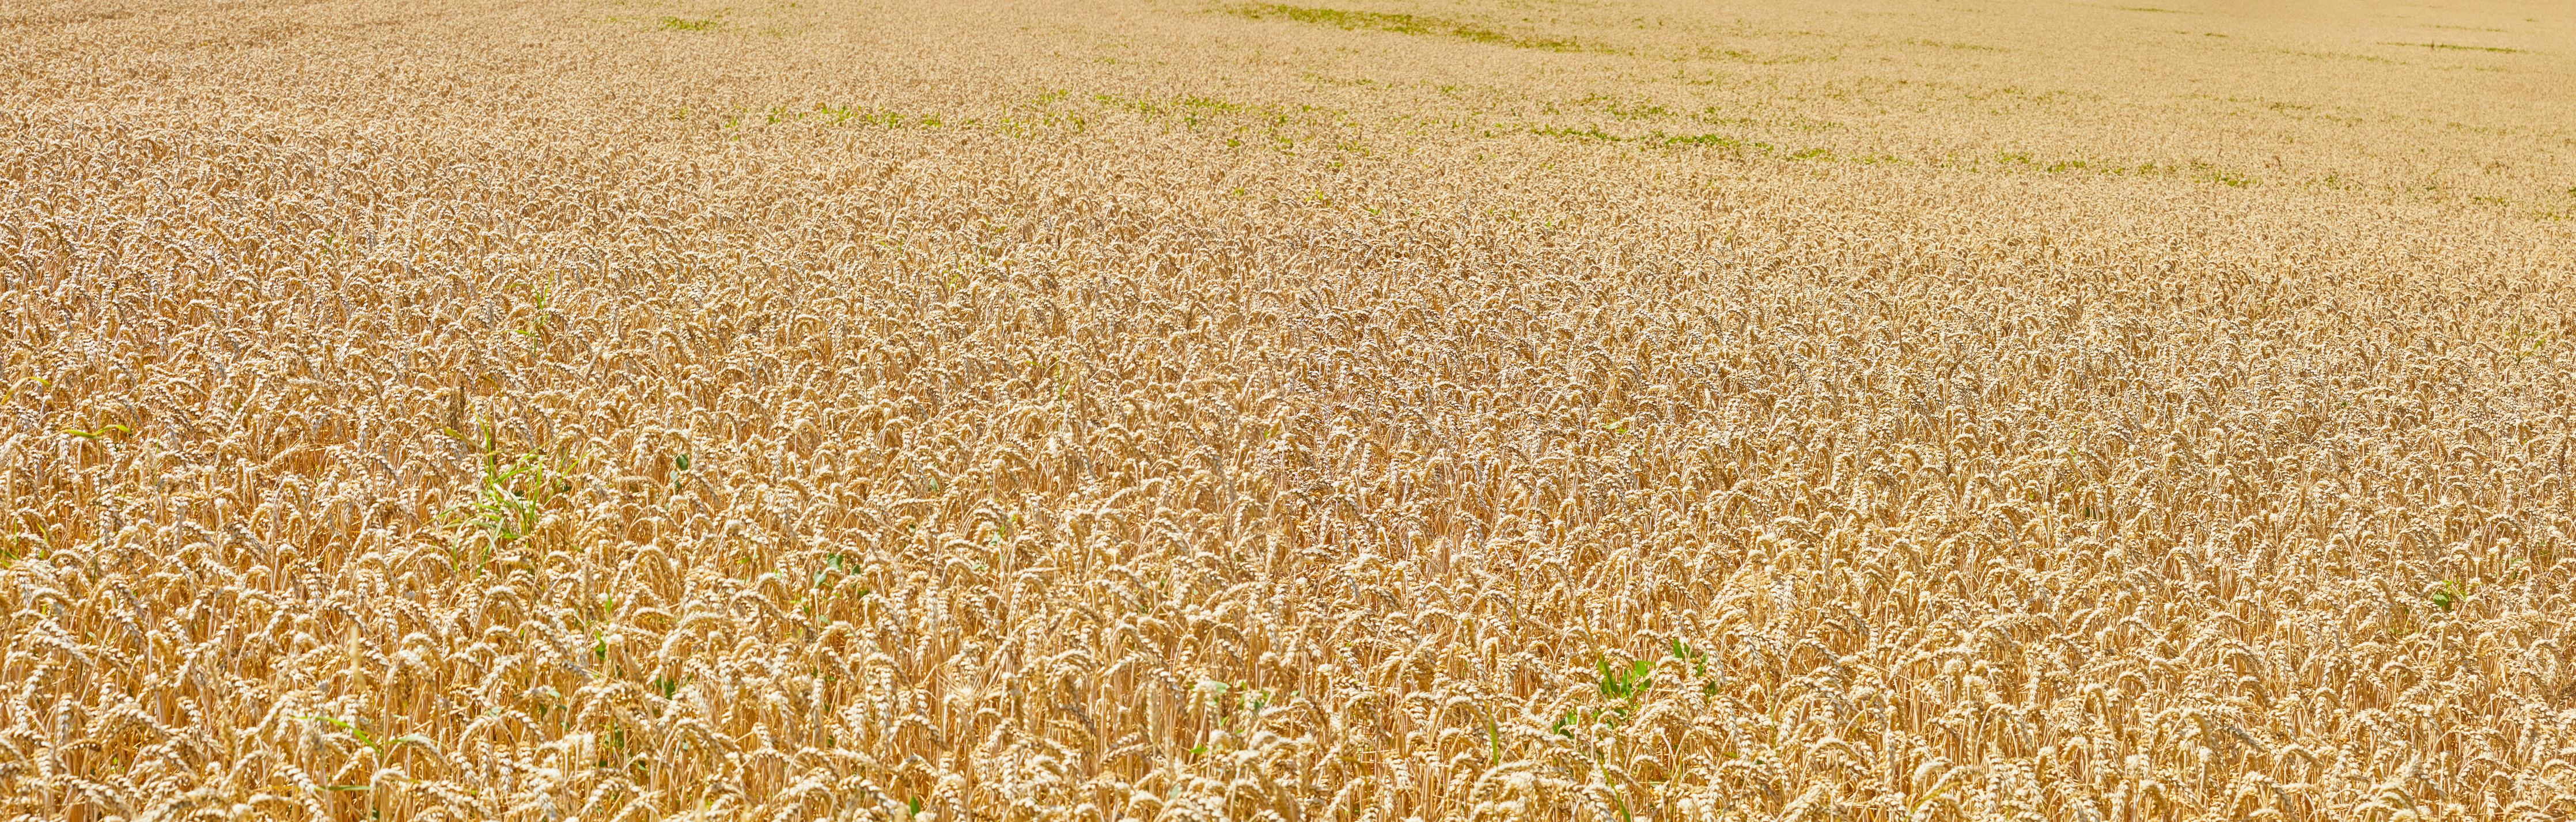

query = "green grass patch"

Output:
[[1988, 150, 2259, 187], [2282, 48, 2396, 63], [1665, 133, 1756, 150], [1531, 125, 1626, 142], [660, 16, 722, 32], [2380, 41, 2526, 54], [1522, 124, 1901, 168], [1233, 4, 1583, 52], [1578, 95, 1672, 120], [1906, 39, 2005, 52]]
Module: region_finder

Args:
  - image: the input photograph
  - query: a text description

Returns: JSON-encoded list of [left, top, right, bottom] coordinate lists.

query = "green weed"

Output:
[[2380, 41, 2526, 54], [1232, 4, 1582, 52]]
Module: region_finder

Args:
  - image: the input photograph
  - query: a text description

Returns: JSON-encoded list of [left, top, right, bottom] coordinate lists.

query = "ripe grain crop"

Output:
[[5, 0, 2576, 820]]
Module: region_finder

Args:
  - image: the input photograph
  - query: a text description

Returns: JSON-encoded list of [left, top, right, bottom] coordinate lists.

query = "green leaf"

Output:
[[1484, 712, 1502, 764]]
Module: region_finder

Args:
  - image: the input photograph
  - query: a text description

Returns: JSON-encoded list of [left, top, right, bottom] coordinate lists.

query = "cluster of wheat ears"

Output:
[[5, 0, 2575, 819]]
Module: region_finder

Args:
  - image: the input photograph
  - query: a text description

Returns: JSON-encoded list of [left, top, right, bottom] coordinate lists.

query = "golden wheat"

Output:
[[4, 0, 2575, 819]]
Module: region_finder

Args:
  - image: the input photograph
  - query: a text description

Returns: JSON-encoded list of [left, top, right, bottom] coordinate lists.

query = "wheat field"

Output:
[[5, 0, 2576, 819]]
